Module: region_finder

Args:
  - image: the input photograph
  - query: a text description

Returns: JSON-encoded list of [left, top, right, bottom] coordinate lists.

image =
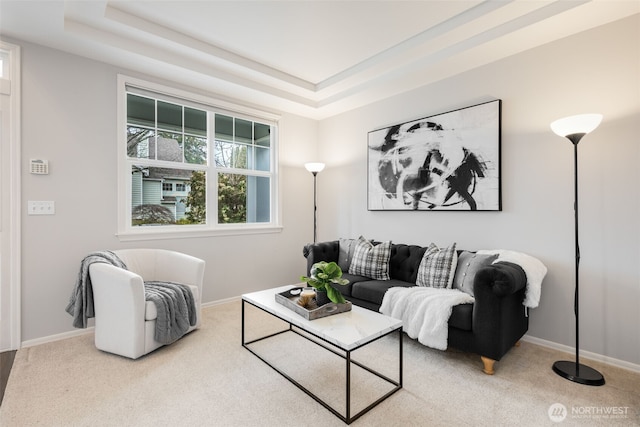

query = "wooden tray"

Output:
[[275, 287, 352, 320]]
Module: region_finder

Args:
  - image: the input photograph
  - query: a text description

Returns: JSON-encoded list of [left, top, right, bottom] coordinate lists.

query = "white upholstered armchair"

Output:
[[89, 249, 205, 359]]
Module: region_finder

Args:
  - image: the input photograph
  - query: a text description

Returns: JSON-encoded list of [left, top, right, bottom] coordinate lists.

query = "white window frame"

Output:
[[117, 75, 281, 241]]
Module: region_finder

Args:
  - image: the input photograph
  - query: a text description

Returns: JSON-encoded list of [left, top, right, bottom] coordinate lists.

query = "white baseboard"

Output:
[[522, 335, 640, 374], [22, 327, 94, 349], [20, 296, 242, 349], [201, 295, 240, 308]]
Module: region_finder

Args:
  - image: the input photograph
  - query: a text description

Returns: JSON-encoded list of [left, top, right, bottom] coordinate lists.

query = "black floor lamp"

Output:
[[305, 162, 325, 243], [550, 113, 605, 386]]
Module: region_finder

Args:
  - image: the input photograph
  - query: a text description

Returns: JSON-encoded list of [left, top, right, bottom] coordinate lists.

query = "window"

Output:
[[214, 114, 273, 223], [118, 75, 280, 240]]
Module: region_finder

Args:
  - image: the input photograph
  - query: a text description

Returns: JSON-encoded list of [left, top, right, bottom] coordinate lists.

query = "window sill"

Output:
[[116, 224, 283, 242]]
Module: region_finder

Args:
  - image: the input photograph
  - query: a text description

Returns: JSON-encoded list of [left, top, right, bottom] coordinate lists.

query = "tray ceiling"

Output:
[[1, 1, 638, 119]]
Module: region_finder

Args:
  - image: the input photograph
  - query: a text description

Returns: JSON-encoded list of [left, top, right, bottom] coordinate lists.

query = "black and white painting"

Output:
[[367, 100, 501, 211]]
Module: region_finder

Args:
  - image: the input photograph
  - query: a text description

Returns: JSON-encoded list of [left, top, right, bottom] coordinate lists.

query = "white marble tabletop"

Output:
[[242, 285, 402, 351]]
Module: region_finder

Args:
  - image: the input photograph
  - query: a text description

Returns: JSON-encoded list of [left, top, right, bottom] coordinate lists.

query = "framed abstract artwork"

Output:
[[367, 99, 501, 211]]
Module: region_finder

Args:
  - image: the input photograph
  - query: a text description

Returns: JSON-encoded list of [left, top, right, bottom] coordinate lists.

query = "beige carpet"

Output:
[[1, 300, 638, 426]]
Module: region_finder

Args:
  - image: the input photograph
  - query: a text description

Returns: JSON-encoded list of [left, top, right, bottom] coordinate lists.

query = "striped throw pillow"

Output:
[[416, 243, 458, 288], [349, 236, 391, 280]]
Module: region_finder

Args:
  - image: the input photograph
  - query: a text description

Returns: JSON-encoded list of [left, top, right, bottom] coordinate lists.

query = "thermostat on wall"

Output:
[[30, 159, 49, 175]]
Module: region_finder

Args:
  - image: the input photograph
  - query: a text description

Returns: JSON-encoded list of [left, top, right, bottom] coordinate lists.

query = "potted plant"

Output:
[[300, 261, 349, 305]]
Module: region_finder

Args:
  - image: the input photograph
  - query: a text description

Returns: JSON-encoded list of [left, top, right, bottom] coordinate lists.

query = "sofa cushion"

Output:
[[349, 236, 392, 280], [453, 251, 498, 296], [338, 238, 357, 271], [351, 279, 414, 306], [449, 303, 473, 331], [339, 273, 370, 297], [416, 243, 458, 288]]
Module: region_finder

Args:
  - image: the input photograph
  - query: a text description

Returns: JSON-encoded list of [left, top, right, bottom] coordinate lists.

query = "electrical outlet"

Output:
[[28, 201, 55, 215]]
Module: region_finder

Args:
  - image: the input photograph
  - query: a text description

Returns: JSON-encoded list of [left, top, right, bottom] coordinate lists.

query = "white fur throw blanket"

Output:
[[476, 249, 548, 309], [380, 287, 474, 350]]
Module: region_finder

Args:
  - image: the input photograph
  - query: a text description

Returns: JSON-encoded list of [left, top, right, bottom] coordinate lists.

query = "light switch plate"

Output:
[[28, 201, 55, 215]]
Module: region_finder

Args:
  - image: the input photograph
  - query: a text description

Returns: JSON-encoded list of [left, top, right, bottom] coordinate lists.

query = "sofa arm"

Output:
[[474, 261, 527, 297], [471, 261, 528, 361], [303, 240, 340, 275]]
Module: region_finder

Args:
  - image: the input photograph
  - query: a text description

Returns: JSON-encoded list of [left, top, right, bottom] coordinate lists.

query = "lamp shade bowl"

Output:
[[305, 162, 325, 173], [550, 114, 603, 138]]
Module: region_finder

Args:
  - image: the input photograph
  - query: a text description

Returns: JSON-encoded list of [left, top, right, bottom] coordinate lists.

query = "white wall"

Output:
[[317, 16, 640, 365], [17, 39, 317, 341]]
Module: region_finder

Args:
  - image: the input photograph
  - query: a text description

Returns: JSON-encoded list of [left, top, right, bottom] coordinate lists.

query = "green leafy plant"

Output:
[[300, 261, 349, 304]]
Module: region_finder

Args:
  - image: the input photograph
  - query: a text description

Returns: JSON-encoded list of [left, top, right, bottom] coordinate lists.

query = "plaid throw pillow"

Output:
[[416, 243, 458, 288], [349, 236, 391, 280]]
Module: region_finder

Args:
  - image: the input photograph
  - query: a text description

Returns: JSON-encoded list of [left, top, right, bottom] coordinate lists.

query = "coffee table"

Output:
[[242, 285, 403, 424]]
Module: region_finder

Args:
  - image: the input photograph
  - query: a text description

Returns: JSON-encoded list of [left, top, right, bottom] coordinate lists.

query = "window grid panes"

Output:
[[214, 114, 271, 172], [127, 94, 208, 165], [124, 86, 276, 229]]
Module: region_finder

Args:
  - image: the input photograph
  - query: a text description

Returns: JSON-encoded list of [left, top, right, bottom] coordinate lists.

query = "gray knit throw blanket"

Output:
[[66, 251, 126, 328], [145, 281, 197, 345]]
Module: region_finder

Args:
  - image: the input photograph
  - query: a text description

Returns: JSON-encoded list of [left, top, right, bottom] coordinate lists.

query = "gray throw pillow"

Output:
[[453, 251, 498, 296], [338, 238, 356, 271]]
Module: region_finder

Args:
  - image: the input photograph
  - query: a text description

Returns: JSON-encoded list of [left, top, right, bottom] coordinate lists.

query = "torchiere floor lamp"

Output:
[[550, 113, 605, 386], [305, 162, 325, 243]]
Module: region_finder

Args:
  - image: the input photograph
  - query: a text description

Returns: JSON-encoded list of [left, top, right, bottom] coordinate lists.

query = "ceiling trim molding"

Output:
[[104, 4, 317, 93], [63, 17, 321, 109], [316, 0, 513, 91]]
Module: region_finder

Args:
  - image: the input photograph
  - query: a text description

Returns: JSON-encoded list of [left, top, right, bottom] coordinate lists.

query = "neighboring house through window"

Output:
[[118, 75, 280, 240]]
